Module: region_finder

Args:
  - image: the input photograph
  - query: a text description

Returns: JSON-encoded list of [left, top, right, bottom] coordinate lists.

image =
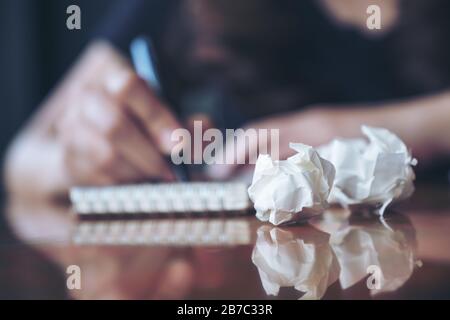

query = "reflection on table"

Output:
[[252, 210, 418, 299], [73, 218, 251, 246], [2, 184, 450, 299]]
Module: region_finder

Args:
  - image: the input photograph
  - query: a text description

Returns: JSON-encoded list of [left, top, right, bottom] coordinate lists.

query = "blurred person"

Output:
[[2, 0, 450, 199]]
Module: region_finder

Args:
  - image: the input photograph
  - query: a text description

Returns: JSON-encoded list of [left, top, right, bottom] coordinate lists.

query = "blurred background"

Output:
[[1, 0, 450, 198]]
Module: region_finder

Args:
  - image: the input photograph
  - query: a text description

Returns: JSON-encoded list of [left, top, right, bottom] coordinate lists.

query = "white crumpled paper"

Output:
[[251, 225, 339, 300], [330, 225, 416, 295], [253, 213, 418, 299], [248, 143, 335, 226], [318, 126, 417, 216], [310, 211, 417, 296]]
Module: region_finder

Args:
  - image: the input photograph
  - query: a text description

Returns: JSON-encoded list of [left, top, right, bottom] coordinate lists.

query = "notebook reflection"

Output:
[[252, 211, 419, 299], [73, 218, 251, 246]]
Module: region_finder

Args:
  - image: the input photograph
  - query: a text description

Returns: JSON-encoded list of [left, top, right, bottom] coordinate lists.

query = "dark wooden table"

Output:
[[1, 183, 449, 299]]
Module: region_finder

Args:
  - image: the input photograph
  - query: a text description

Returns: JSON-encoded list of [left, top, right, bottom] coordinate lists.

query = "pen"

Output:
[[130, 36, 190, 182]]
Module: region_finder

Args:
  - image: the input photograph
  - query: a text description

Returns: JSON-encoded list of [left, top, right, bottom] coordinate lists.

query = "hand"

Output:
[[70, 248, 194, 300], [207, 92, 450, 182], [207, 108, 347, 180], [57, 42, 182, 185], [5, 41, 183, 198], [6, 200, 195, 299]]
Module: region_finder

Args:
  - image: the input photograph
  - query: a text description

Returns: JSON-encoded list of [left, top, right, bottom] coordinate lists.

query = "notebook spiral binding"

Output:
[[72, 219, 251, 246], [70, 182, 252, 216]]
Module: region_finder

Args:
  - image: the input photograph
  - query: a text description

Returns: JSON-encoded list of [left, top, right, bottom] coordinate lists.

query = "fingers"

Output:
[[56, 42, 185, 187], [103, 68, 182, 155], [59, 104, 115, 185], [59, 88, 175, 185], [83, 90, 175, 181], [206, 115, 309, 180], [61, 120, 141, 186]]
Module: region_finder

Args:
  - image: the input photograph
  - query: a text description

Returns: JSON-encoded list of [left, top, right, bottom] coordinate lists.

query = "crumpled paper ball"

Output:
[[310, 211, 418, 296], [248, 143, 335, 226], [251, 225, 340, 300], [318, 126, 417, 216], [330, 225, 416, 295], [253, 214, 418, 299]]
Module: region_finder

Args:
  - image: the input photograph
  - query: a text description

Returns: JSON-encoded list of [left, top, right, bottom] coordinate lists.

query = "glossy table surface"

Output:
[[1, 184, 450, 299]]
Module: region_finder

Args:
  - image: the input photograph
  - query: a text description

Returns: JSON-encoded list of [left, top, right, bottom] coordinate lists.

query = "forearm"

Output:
[[331, 91, 450, 163]]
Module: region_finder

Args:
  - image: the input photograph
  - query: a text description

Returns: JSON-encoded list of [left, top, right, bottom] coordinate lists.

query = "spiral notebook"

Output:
[[72, 218, 251, 245], [70, 182, 251, 216]]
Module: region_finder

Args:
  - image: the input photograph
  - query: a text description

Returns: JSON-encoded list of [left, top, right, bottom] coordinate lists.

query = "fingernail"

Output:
[[104, 70, 131, 94], [160, 129, 176, 154]]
